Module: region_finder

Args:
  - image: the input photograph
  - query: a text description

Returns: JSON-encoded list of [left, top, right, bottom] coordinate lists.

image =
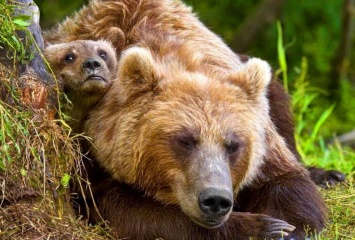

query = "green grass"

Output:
[[293, 90, 355, 237], [320, 176, 355, 239], [276, 22, 355, 239], [0, 2, 114, 238]]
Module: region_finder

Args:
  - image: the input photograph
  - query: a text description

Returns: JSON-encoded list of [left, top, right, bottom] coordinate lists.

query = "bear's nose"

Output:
[[198, 188, 233, 217], [82, 58, 101, 72]]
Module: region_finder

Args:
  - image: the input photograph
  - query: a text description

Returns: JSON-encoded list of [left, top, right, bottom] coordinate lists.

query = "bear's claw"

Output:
[[263, 216, 296, 238]]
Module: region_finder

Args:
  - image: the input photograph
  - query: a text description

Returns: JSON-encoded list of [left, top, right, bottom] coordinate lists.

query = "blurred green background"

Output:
[[36, 0, 355, 139]]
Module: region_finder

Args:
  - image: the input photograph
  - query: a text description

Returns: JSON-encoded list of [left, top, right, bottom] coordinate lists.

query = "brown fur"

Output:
[[44, 40, 118, 132], [45, 0, 326, 239]]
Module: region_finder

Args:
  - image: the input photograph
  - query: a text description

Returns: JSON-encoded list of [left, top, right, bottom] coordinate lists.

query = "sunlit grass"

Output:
[[276, 22, 355, 240], [316, 174, 355, 239]]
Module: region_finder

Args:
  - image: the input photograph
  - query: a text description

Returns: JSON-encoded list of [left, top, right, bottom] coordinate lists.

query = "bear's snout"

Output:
[[198, 188, 232, 217], [82, 58, 102, 73]]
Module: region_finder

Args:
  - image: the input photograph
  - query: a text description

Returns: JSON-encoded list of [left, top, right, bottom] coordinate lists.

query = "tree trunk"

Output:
[[231, 0, 285, 53], [1, 0, 57, 117], [329, 0, 354, 97]]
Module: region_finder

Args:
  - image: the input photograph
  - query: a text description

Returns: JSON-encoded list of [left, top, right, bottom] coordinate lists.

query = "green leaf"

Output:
[[60, 173, 71, 188], [13, 19, 31, 27], [311, 103, 336, 140], [0, 159, 4, 170], [20, 168, 27, 176]]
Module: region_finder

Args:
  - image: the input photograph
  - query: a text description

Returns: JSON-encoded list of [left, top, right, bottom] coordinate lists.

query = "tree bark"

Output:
[[329, 0, 354, 96], [0, 3, 82, 238], [1, 0, 57, 117], [231, 0, 285, 53]]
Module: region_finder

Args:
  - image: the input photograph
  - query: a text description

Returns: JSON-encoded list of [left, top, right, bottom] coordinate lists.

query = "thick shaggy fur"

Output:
[[45, 0, 326, 239], [47, 0, 346, 187]]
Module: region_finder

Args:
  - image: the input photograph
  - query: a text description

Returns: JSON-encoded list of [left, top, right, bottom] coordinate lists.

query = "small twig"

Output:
[[335, 130, 355, 145]]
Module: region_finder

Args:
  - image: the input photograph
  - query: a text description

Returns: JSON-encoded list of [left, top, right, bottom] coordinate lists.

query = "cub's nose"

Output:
[[82, 58, 101, 72], [198, 188, 233, 217]]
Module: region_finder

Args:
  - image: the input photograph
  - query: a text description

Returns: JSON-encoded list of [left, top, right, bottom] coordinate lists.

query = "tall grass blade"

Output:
[[277, 21, 288, 92], [311, 103, 336, 140]]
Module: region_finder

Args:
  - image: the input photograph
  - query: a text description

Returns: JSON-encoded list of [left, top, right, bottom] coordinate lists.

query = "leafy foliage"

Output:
[[0, 102, 31, 170], [290, 59, 354, 174], [37, 0, 88, 28], [276, 22, 354, 175], [275, 21, 355, 240], [0, 1, 33, 65], [186, 0, 355, 137], [0, 2, 115, 238]]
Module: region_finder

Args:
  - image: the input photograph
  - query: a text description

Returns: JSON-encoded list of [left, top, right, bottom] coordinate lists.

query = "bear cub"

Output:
[[44, 40, 118, 132]]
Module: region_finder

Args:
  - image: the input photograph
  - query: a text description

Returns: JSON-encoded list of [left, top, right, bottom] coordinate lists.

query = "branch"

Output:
[[336, 130, 355, 145]]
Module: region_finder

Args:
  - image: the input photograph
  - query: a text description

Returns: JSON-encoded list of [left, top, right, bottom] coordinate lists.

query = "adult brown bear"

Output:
[[81, 46, 324, 239], [44, 0, 345, 187], [43, 0, 339, 239]]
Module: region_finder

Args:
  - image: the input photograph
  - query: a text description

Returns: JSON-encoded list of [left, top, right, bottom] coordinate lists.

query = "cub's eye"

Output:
[[98, 50, 107, 60], [64, 53, 76, 63]]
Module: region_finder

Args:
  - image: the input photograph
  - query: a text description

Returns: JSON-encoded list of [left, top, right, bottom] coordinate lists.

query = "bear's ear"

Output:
[[43, 44, 64, 68], [105, 27, 126, 53], [228, 58, 272, 100], [118, 47, 158, 95], [43, 44, 57, 61]]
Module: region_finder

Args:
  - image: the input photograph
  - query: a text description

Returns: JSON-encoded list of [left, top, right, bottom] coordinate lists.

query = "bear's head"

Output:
[[89, 46, 273, 228], [44, 40, 118, 99]]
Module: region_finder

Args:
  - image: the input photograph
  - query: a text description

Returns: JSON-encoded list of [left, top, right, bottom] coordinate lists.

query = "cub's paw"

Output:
[[308, 166, 346, 188]]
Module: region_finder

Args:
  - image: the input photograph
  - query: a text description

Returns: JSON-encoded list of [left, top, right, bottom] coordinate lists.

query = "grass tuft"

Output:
[[0, 1, 34, 66], [0, 2, 115, 238]]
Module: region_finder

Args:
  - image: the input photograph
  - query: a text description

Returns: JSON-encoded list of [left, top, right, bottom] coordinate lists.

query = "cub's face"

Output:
[[44, 40, 118, 96], [96, 47, 272, 229]]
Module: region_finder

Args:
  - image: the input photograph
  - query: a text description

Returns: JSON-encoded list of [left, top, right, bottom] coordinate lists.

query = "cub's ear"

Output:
[[118, 47, 158, 97], [228, 58, 272, 100], [43, 44, 65, 70], [43, 44, 58, 62]]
